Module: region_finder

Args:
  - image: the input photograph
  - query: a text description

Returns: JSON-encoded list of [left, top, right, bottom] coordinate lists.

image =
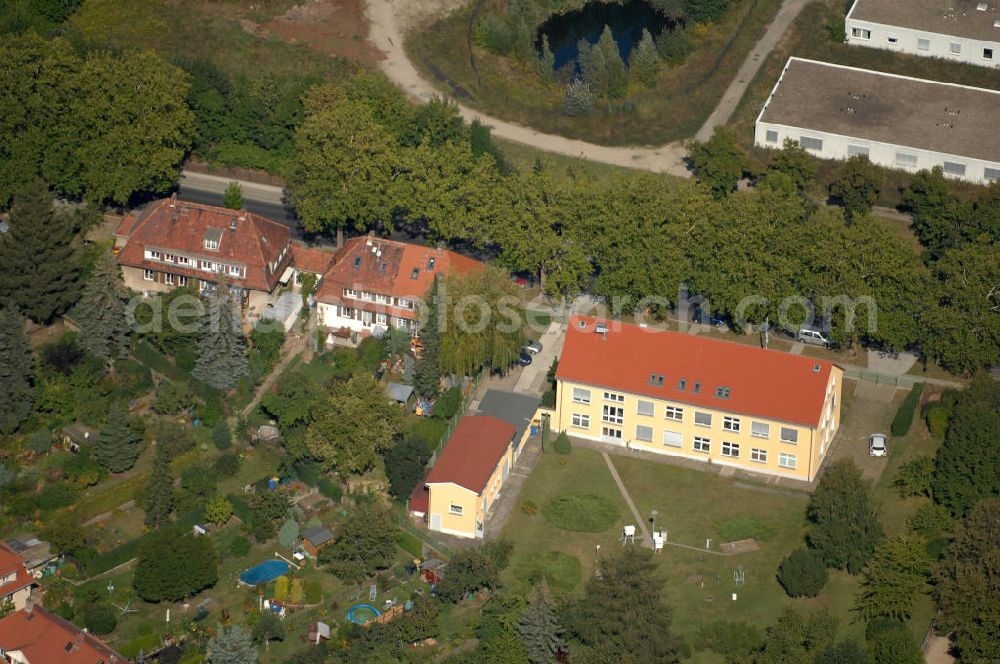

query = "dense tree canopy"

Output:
[[933, 497, 1000, 661], [306, 374, 401, 476], [807, 459, 883, 574], [0, 180, 79, 323], [932, 377, 1000, 514], [0, 33, 193, 205], [134, 527, 218, 602], [0, 308, 34, 435]]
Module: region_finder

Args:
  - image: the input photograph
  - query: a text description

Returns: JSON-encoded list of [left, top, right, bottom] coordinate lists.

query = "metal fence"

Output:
[[844, 367, 918, 388]]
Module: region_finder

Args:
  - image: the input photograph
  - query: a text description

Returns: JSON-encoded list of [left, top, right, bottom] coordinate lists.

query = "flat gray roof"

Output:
[[757, 58, 1000, 162], [475, 390, 540, 444], [849, 0, 1000, 42]]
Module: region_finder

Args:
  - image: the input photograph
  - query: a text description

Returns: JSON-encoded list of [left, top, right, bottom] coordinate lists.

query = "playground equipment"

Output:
[[621, 525, 636, 546], [734, 566, 746, 586], [347, 604, 382, 625]]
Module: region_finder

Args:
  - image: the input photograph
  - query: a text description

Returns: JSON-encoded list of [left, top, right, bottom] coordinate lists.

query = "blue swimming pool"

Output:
[[239, 560, 289, 585]]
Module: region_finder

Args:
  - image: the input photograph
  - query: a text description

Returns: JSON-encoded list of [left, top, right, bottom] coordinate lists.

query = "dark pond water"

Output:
[[536, 0, 676, 71]]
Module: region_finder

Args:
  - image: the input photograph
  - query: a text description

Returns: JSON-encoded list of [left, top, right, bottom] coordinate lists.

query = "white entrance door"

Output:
[[429, 513, 442, 532]]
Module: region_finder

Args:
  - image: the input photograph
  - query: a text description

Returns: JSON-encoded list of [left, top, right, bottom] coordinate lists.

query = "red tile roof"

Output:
[[423, 416, 516, 494], [315, 236, 485, 317], [557, 316, 835, 427], [0, 543, 34, 600], [408, 482, 429, 514], [116, 197, 292, 292], [0, 605, 126, 663], [290, 243, 335, 275]]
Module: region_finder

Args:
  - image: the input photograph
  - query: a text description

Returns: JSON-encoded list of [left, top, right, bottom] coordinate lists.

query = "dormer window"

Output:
[[203, 227, 223, 251]]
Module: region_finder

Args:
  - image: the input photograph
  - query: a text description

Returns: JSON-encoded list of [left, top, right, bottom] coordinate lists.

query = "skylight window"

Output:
[[353, 256, 361, 268], [411, 267, 420, 279]]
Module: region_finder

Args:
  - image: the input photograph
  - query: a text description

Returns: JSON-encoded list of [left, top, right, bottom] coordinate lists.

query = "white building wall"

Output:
[[754, 121, 1000, 185], [844, 16, 999, 68]]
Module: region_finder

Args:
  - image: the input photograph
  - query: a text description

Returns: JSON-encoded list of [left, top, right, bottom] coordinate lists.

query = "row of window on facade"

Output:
[[342, 288, 415, 310], [145, 250, 245, 278], [586, 419, 799, 469], [571, 387, 802, 443], [762, 131, 1000, 181], [850, 28, 995, 61], [332, 304, 415, 330]]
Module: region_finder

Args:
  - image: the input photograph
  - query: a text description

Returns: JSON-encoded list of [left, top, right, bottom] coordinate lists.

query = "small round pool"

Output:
[[239, 560, 290, 586], [347, 603, 381, 624]]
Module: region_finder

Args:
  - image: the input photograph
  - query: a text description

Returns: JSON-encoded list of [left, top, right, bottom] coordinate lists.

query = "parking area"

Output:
[[826, 379, 904, 482]]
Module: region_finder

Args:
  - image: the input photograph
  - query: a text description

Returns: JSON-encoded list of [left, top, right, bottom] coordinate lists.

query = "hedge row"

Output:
[[85, 507, 205, 577], [890, 383, 924, 437]]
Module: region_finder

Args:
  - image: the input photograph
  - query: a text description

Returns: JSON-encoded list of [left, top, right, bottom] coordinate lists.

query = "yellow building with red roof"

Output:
[[554, 317, 843, 481]]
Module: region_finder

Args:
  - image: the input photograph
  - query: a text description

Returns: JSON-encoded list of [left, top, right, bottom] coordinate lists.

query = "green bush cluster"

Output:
[[890, 383, 923, 437], [553, 431, 572, 455], [777, 547, 829, 597]]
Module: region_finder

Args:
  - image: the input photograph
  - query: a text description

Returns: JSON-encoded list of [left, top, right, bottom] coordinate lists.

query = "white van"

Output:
[[797, 327, 830, 347]]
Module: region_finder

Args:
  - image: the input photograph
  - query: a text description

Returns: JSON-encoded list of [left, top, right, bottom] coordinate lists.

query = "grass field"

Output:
[[500, 381, 945, 649], [410, 0, 784, 145]]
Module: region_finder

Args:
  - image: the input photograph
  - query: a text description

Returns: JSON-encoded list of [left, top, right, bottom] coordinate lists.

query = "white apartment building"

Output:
[[845, 0, 1000, 68], [755, 58, 1000, 184]]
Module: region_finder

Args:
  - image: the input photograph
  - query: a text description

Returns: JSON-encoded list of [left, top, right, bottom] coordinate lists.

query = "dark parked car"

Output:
[[517, 352, 533, 366], [694, 308, 726, 328]]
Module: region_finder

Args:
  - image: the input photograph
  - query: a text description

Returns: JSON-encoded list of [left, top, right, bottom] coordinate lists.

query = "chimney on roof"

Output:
[[24, 594, 33, 613], [168, 193, 177, 208]]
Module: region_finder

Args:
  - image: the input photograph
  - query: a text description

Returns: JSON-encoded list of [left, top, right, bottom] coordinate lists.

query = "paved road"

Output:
[[177, 170, 299, 228], [694, 0, 811, 142]]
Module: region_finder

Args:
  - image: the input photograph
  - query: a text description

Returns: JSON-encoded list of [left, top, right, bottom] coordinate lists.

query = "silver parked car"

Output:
[[797, 327, 830, 347], [869, 433, 887, 457], [523, 340, 543, 355]]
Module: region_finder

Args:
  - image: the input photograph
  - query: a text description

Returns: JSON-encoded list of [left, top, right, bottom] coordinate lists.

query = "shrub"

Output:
[[520, 500, 538, 515], [60, 562, 79, 579], [716, 517, 777, 542], [553, 432, 572, 455], [37, 483, 77, 510], [894, 456, 934, 498], [907, 502, 953, 541], [866, 619, 922, 664], [923, 403, 950, 438], [211, 419, 232, 450], [890, 383, 923, 436], [695, 620, 763, 660], [541, 388, 556, 408], [151, 380, 193, 415], [542, 493, 619, 532], [777, 547, 829, 597], [83, 603, 117, 635], [214, 453, 240, 478], [317, 476, 341, 501], [563, 79, 596, 117], [27, 428, 53, 455], [229, 536, 251, 557], [434, 387, 462, 420], [656, 26, 695, 64]]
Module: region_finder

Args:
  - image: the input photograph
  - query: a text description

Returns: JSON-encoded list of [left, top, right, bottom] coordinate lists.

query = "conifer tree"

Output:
[[595, 26, 627, 98], [0, 308, 34, 435], [223, 182, 244, 210], [206, 624, 257, 664], [629, 28, 661, 88], [143, 450, 174, 528], [192, 283, 248, 390], [518, 581, 566, 664], [414, 277, 441, 398], [75, 252, 130, 367], [95, 403, 141, 473], [0, 180, 79, 323], [807, 459, 883, 573], [536, 35, 555, 79]]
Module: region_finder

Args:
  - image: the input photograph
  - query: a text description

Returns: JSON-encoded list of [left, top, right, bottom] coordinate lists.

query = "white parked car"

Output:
[[869, 433, 887, 457]]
